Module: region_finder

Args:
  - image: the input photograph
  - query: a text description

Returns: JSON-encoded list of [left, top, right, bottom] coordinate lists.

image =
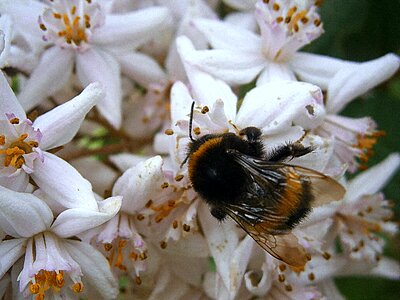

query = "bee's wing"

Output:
[[229, 150, 345, 207], [224, 207, 309, 272]]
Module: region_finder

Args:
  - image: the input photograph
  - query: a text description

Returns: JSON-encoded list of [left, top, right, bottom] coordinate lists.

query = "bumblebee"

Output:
[[185, 102, 345, 271]]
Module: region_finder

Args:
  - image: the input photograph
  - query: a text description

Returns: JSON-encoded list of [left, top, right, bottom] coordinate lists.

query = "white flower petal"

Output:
[[33, 82, 104, 150], [327, 53, 400, 113], [223, 0, 257, 11], [0, 14, 13, 68], [177, 36, 238, 120], [347, 153, 400, 201], [193, 18, 262, 52], [256, 62, 296, 85], [370, 257, 400, 280], [224, 11, 258, 32], [0, 272, 10, 298], [0, 186, 52, 237], [112, 156, 164, 214], [0, 169, 29, 192], [291, 52, 349, 90], [108, 153, 149, 172], [198, 202, 239, 294], [18, 47, 74, 111], [76, 47, 122, 129], [170, 81, 195, 127], [317, 279, 346, 300], [236, 81, 325, 133], [31, 152, 98, 211], [186, 48, 266, 85], [91, 6, 170, 50], [64, 240, 118, 300], [51, 196, 122, 238], [0, 71, 25, 120], [118, 52, 167, 88], [0, 239, 26, 278]]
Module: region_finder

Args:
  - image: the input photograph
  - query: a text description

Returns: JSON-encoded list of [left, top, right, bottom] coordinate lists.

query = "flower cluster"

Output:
[[0, 1, 399, 299]]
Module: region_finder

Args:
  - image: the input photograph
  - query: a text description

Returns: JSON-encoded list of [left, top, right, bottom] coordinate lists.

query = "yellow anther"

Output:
[[72, 282, 84, 293]]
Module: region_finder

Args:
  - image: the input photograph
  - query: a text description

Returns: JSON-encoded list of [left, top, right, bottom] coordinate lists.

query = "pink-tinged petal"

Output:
[[170, 81, 195, 126], [76, 47, 122, 128], [0, 186, 53, 237], [0, 15, 12, 68], [193, 18, 262, 52], [347, 153, 400, 202], [225, 12, 258, 32], [0, 71, 25, 120], [198, 202, 240, 294], [18, 47, 74, 111], [33, 82, 104, 150], [0, 239, 26, 278], [327, 53, 400, 113], [256, 62, 295, 85], [236, 81, 325, 133], [64, 240, 118, 300], [0, 0, 46, 39], [112, 156, 165, 214], [177, 36, 237, 120], [117, 52, 167, 88], [31, 152, 98, 211], [0, 168, 29, 192], [71, 157, 118, 196], [51, 196, 122, 237], [108, 153, 149, 172], [91, 6, 170, 50], [291, 52, 349, 90], [186, 48, 266, 85]]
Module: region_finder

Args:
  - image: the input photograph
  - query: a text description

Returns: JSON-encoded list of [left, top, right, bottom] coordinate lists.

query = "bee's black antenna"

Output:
[[188, 101, 195, 142]]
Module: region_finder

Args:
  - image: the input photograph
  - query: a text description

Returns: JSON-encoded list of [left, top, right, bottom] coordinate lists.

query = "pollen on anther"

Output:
[[165, 129, 174, 135], [145, 200, 153, 208], [0, 135, 5, 145], [201, 106, 209, 114], [161, 182, 169, 189], [172, 220, 178, 229], [135, 276, 142, 285], [285, 284, 293, 292], [278, 274, 285, 282], [308, 273, 315, 281], [72, 282, 84, 293], [193, 127, 201, 135], [39, 23, 47, 31], [29, 283, 40, 294], [160, 241, 167, 249], [278, 264, 286, 272], [137, 214, 145, 221], [273, 3, 280, 11], [175, 174, 184, 181], [9, 117, 19, 124], [183, 224, 191, 232], [322, 252, 331, 260]]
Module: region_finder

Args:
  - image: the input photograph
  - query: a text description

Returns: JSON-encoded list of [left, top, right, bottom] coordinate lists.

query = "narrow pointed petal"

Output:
[[198, 202, 239, 294], [0, 15, 13, 68], [118, 52, 167, 88], [76, 47, 122, 128], [18, 47, 74, 111], [51, 196, 122, 237], [91, 7, 170, 50], [33, 82, 104, 150], [112, 156, 164, 214], [193, 18, 262, 52], [0, 71, 25, 120], [0, 186, 52, 237], [327, 53, 400, 113], [64, 240, 118, 300], [186, 48, 266, 85], [347, 153, 400, 201], [176, 36, 237, 120], [31, 152, 98, 211], [0, 239, 26, 277], [291, 52, 349, 90], [0, 168, 29, 192], [225, 12, 258, 31]]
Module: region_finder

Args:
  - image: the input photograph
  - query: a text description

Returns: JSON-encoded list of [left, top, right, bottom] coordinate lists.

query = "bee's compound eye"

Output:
[[239, 127, 262, 142], [210, 207, 227, 221]]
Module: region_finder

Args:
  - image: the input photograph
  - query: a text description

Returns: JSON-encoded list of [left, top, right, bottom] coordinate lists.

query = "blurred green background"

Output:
[[305, 0, 400, 299]]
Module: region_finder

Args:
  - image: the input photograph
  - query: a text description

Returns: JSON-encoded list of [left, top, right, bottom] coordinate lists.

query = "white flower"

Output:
[[156, 36, 328, 171], [184, 0, 323, 85], [327, 154, 400, 262], [0, 71, 103, 198], [0, 185, 122, 299], [0, 0, 170, 128]]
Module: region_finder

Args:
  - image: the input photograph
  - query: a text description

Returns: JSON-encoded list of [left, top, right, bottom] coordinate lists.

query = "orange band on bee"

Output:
[[188, 137, 223, 181]]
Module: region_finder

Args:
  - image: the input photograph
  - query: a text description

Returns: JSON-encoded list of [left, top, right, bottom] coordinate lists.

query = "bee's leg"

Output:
[[210, 206, 227, 221], [268, 143, 314, 162]]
